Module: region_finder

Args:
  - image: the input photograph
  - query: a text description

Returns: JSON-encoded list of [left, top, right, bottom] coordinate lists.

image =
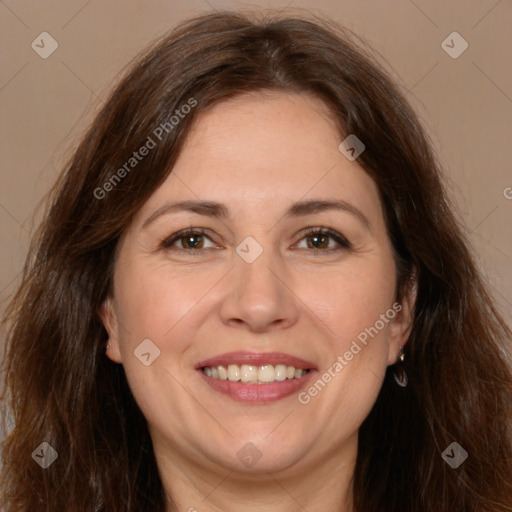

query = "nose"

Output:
[[218, 245, 300, 333]]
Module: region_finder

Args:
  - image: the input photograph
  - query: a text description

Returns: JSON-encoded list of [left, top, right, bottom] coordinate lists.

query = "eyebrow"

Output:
[[142, 198, 371, 230]]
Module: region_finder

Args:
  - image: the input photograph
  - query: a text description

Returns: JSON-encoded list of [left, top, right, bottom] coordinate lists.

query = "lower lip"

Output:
[[198, 370, 317, 404]]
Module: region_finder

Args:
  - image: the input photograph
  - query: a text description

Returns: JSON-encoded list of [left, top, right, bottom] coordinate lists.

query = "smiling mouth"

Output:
[[201, 363, 310, 384], [195, 351, 317, 403]]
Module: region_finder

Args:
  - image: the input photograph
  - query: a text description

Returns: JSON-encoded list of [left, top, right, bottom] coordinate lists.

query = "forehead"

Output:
[[135, 91, 383, 226]]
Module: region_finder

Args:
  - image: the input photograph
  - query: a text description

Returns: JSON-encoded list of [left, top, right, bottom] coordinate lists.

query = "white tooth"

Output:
[[241, 364, 258, 383], [227, 364, 241, 381], [218, 365, 228, 380], [258, 365, 276, 383], [208, 363, 306, 381], [275, 364, 287, 381]]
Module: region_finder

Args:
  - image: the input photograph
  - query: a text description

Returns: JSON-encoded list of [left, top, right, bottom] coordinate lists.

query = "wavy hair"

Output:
[[1, 10, 511, 512]]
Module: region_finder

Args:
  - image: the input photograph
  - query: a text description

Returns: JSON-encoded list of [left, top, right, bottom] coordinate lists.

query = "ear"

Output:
[[386, 273, 417, 366], [98, 295, 123, 364]]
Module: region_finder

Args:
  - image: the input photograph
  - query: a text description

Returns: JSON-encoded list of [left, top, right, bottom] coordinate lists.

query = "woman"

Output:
[[1, 10, 511, 512]]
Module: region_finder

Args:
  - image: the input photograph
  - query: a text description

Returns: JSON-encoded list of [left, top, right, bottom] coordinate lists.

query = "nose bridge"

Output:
[[219, 235, 299, 331], [235, 236, 282, 303]]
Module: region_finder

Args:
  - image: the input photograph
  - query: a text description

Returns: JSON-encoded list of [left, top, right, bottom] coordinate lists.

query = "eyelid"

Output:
[[160, 226, 352, 253], [160, 227, 218, 250], [296, 227, 352, 250]]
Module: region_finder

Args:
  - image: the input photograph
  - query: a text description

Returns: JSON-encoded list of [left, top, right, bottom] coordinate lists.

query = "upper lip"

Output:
[[195, 351, 317, 370]]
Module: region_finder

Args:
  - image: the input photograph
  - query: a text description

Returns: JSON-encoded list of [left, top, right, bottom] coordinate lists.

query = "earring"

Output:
[[105, 341, 111, 353], [393, 346, 408, 387]]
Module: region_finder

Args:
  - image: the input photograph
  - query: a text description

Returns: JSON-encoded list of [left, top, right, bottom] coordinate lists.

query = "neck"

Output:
[[155, 433, 358, 512]]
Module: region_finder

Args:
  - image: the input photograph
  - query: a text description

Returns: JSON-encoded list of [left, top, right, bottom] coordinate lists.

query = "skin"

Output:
[[100, 91, 415, 512]]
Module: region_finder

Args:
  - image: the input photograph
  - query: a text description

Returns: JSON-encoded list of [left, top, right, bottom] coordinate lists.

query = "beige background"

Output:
[[1, 0, 511, 333]]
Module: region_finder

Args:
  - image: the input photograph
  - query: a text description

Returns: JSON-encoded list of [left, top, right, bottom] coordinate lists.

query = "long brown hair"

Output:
[[1, 10, 511, 512]]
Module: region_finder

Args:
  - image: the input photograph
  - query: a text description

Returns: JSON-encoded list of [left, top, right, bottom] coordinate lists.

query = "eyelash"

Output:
[[160, 227, 352, 255]]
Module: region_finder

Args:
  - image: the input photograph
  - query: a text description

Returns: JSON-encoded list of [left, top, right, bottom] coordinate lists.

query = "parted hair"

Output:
[[1, 9, 511, 512]]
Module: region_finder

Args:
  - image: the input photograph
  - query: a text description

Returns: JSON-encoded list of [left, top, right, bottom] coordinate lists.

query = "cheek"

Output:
[[110, 261, 210, 425], [308, 256, 397, 347], [112, 262, 172, 338], [297, 258, 397, 430], [112, 256, 224, 363]]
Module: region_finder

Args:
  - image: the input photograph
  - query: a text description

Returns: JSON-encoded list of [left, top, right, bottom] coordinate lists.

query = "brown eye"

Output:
[[306, 233, 330, 249], [298, 228, 352, 252], [161, 228, 215, 251], [179, 234, 204, 249]]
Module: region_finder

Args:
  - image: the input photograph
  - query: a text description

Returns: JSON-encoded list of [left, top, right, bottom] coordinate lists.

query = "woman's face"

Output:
[[101, 91, 413, 479]]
